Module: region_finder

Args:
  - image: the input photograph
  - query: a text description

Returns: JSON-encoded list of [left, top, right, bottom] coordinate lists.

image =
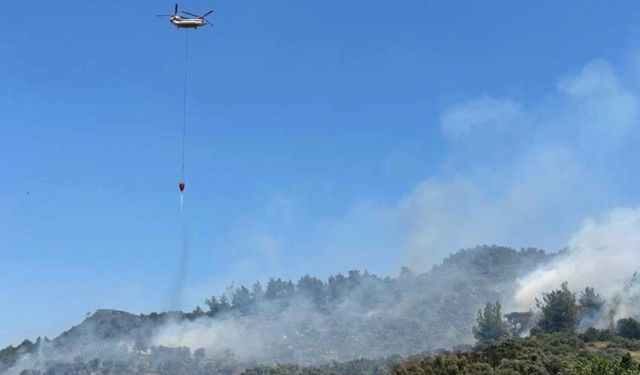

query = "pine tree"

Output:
[[472, 301, 510, 344], [534, 282, 578, 334]]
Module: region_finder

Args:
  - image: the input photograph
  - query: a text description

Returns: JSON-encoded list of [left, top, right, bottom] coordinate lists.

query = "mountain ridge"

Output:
[[1, 245, 556, 374]]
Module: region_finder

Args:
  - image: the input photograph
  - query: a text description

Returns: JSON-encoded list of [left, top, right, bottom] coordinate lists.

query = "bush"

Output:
[[617, 318, 640, 340]]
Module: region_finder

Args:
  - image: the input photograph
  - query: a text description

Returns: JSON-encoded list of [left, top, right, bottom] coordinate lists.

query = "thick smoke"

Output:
[[149, 247, 549, 366], [154, 277, 474, 365], [515, 206, 640, 324], [465, 59, 640, 326]]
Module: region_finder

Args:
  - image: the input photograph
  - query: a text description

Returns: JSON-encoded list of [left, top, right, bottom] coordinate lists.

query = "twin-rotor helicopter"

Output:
[[157, 4, 213, 29], [157, 4, 213, 194]]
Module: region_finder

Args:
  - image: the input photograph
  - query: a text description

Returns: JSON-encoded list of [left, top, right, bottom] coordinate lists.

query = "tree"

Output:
[[564, 356, 636, 375], [219, 295, 231, 310], [205, 296, 230, 316], [578, 287, 604, 319], [578, 287, 604, 311], [534, 282, 578, 334], [232, 286, 253, 313], [296, 275, 326, 307], [617, 317, 640, 339], [251, 281, 265, 301], [205, 296, 221, 316], [188, 305, 205, 320], [265, 278, 295, 300], [620, 352, 635, 371], [328, 274, 348, 302], [504, 311, 533, 337], [472, 301, 510, 344], [398, 267, 416, 281]]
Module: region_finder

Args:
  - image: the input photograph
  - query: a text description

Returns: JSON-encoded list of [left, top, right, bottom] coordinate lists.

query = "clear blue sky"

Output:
[[2, 0, 640, 346]]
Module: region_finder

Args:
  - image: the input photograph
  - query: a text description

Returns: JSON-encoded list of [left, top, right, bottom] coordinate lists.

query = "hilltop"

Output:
[[1, 245, 555, 374]]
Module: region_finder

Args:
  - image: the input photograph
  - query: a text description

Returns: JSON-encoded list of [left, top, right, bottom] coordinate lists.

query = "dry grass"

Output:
[[585, 341, 609, 350], [584, 341, 640, 359]]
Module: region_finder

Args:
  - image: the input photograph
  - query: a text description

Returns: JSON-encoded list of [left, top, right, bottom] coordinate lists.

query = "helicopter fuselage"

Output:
[[170, 16, 206, 28]]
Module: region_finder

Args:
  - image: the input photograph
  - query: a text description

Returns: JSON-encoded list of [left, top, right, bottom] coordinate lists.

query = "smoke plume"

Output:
[[515, 206, 640, 324], [398, 59, 639, 270]]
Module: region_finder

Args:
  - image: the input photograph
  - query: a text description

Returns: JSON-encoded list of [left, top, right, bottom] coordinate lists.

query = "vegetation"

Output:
[[533, 282, 579, 334], [618, 318, 640, 340], [578, 287, 605, 318], [3, 246, 640, 375], [7, 332, 640, 375], [390, 334, 640, 375], [473, 302, 510, 345]]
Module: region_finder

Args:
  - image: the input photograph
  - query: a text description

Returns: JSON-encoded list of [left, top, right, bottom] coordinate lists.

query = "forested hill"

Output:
[[1, 246, 554, 374]]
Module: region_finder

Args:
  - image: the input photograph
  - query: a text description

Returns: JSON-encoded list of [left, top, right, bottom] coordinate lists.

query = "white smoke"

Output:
[[515, 207, 640, 319], [153, 315, 270, 363], [159, 58, 640, 362], [400, 59, 639, 270], [152, 299, 328, 365], [8, 55, 640, 373]]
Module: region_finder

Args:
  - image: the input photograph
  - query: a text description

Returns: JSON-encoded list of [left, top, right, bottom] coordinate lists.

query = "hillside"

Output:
[[245, 333, 640, 375], [1, 245, 554, 374]]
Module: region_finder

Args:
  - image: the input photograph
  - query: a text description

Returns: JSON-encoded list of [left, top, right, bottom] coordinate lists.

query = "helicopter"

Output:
[[157, 4, 213, 29]]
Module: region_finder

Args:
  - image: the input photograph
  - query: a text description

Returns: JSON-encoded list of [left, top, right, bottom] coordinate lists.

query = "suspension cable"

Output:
[[181, 30, 189, 182]]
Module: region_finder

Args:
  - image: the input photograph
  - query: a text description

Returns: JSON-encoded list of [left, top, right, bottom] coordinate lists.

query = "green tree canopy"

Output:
[[534, 282, 578, 334], [617, 317, 640, 339], [472, 301, 510, 344]]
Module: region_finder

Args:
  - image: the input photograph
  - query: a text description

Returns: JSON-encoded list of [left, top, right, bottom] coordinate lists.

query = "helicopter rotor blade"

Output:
[[202, 10, 214, 17], [174, 4, 178, 14], [181, 11, 200, 18], [201, 17, 214, 27]]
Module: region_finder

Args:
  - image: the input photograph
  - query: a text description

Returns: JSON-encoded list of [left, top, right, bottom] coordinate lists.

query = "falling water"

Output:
[[171, 192, 190, 310]]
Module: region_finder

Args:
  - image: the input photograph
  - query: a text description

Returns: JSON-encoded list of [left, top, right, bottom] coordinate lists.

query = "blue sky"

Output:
[[2, 0, 640, 346]]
